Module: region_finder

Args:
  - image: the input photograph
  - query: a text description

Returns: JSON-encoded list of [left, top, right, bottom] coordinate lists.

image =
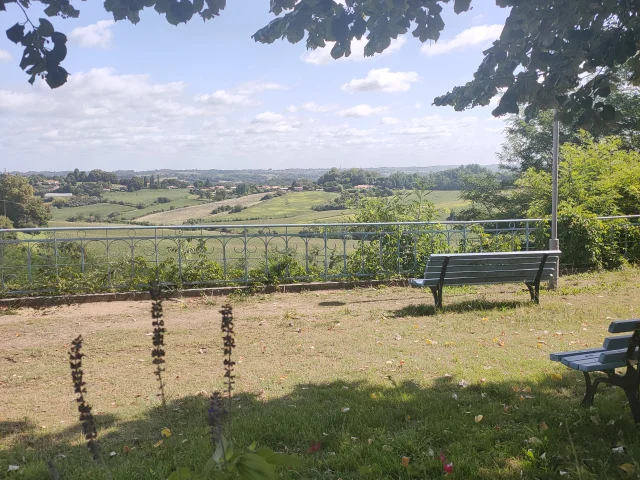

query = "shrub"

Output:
[[156, 196, 171, 204]]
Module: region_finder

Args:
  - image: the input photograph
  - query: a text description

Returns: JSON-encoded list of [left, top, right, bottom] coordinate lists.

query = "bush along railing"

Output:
[[1, 216, 639, 296], [51, 291, 301, 480]]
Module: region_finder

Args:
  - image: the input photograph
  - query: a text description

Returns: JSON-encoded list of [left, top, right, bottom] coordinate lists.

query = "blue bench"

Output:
[[409, 250, 560, 308], [550, 319, 640, 422]]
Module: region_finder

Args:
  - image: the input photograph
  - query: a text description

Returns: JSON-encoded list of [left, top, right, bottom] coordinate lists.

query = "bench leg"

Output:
[[606, 365, 640, 423], [525, 281, 540, 304], [581, 372, 596, 406], [429, 285, 443, 309]]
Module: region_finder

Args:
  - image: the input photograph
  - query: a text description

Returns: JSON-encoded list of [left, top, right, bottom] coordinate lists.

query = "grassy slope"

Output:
[[1, 268, 640, 479], [47, 190, 467, 227]]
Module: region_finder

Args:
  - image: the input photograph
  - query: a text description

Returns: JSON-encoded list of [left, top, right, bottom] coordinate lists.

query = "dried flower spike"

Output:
[[150, 282, 167, 408], [68, 335, 101, 464], [208, 391, 227, 448], [220, 304, 235, 432]]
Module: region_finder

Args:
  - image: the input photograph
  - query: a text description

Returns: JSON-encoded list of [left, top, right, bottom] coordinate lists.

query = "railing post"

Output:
[[27, 242, 32, 286], [323, 226, 328, 280], [243, 228, 249, 283]]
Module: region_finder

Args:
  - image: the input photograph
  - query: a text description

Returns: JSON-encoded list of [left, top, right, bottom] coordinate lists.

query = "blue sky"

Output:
[[0, 1, 509, 172]]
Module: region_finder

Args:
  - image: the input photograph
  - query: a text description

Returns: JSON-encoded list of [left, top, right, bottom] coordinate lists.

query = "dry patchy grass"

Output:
[[0, 267, 639, 479]]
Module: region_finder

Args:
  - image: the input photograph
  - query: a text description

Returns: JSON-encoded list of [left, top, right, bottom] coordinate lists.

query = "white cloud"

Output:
[[0, 49, 11, 62], [69, 20, 114, 49], [195, 81, 286, 107], [392, 116, 479, 137], [300, 102, 339, 113], [380, 117, 400, 125], [422, 24, 502, 56], [342, 68, 419, 93], [195, 90, 255, 106], [302, 37, 406, 65], [338, 104, 388, 117], [285, 105, 297, 113], [252, 111, 286, 123]]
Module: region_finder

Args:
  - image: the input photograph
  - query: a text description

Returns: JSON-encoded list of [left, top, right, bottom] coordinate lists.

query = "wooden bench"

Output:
[[408, 250, 561, 308], [550, 319, 640, 422]]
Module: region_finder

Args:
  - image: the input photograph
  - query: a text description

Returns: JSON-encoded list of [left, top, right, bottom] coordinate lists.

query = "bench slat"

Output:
[[428, 250, 561, 260], [603, 335, 633, 350], [424, 265, 555, 278], [426, 263, 557, 273], [576, 360, 626, 372], [561, 352, 603, 368], [599, 347, 639, 364], [422, 274, 554, 286], [608, 319, 640, 333], [425, 257, 560, 268], [550, 347, 604, 362]]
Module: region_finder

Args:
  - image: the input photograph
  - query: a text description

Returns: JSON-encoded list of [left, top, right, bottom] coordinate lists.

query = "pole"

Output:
[[549, 110, 560, 289]]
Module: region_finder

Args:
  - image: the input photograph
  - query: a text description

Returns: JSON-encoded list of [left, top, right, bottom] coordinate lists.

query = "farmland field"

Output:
[[47, 189, 468, 228]]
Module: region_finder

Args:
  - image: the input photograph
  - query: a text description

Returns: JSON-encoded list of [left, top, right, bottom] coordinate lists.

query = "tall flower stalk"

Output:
[[150, 282, 167, 408], [220, 304, 235, 436], [68, 335, 101, 465]]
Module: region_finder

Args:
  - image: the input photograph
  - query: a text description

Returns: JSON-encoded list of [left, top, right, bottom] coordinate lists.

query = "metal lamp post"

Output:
[[549, 110, 560, 288]]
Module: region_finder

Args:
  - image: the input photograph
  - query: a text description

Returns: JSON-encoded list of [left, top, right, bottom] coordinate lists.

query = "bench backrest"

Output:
[[598, 319, 640, 364], [423, 250, 561, 286]]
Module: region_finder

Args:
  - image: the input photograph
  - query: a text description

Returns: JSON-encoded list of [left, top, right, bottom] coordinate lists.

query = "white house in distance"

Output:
[[44, 193, 73, 199]]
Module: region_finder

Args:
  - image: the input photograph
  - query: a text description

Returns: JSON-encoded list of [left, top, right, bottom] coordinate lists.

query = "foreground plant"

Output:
[[68, 335, 111, 478], [168, 304, 301, 480]]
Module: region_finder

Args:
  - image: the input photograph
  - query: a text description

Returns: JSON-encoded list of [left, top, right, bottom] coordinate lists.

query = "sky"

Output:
[[0, 1, 510, 172]]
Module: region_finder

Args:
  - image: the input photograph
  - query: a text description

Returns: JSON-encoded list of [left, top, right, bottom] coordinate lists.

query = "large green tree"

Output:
[[3, 0, 640, 127], [500, 86, 640, 173], [0, 174, 52, 228]]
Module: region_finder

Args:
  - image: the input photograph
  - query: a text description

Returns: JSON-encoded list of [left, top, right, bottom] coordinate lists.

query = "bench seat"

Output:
[[410, 250, 560, 307], [550, 318, 640, 422]]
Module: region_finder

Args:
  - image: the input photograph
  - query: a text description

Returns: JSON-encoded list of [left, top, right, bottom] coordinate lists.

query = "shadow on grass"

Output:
[[318, 301, 347, 307], [2, 373, 640, 480], [394, 299, 528, 317]]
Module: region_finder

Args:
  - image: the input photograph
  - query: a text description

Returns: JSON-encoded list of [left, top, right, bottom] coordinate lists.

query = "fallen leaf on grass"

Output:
[[109, 451, 116, 457], [590, 416, 600, 425], [341, 407, 350, 413], [612, 446, 625, 454], [619, 463, 636, 474], [551, 373, 562, 381], [526, 437, 542, 445], [401, 456, 410, 467], [539, 422, 549, 431], [161, 428, 171, 438], [475, 415, 484, 423], [307, 442, 321, 453], [425, 339, 437, 345], [153, 440, 163, 448]]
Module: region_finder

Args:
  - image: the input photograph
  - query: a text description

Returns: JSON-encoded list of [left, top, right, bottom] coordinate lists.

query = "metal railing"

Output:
[[1, 216, 638, 296]]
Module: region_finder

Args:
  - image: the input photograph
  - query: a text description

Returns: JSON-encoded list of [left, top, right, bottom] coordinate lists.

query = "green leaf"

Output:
[[6, 23, 25, 44], [248, 441, 257, 452], [38, 18, 54, 37], [453, 0, 471, 14], [167, 467, 194, 480], [45, 65, 68, 89], [235, 453, 277, 480], [600, 104, 615, 121]]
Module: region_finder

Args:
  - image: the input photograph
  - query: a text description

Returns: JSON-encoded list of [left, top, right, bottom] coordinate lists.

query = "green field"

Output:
[[102, 188, 197, 205], [48, 189, 468, 228]]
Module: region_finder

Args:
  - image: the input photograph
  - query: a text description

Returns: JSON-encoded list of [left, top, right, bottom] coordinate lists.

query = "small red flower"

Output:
[[307, 441, 321, 453], [440, 451, 454, 474]]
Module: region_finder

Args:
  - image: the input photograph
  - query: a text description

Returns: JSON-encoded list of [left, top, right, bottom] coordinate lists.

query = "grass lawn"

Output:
[[1, 267, 640, 479]]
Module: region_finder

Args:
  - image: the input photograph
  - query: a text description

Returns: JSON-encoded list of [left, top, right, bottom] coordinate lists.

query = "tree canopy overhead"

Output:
[[3, 0, 640, 129]]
